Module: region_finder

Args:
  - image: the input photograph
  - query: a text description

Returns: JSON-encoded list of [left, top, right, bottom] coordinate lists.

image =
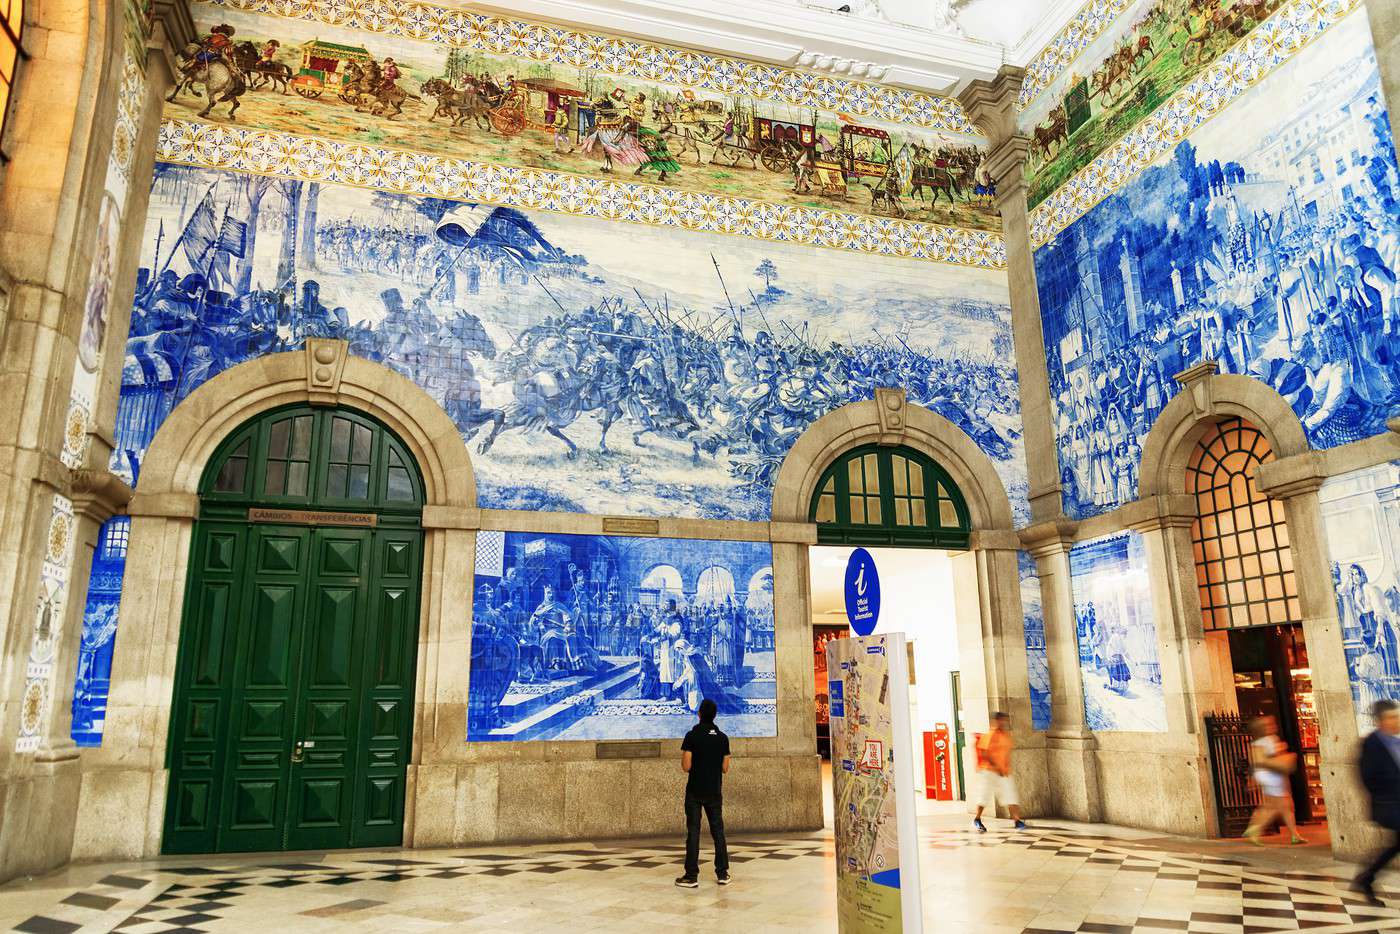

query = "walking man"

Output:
[[972, 711, 1027, 833], [1356, 699, 1400, 904], [676, 697, 731, 888]]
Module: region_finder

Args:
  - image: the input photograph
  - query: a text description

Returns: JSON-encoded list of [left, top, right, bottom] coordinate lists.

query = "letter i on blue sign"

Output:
[[843, 547, 881, 636]]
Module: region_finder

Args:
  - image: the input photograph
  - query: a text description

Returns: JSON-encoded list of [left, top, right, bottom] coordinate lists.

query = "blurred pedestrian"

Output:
[[1243, 715, 1306, 846], [972, 711, 1026, 833], [1356, 699, 1400, 904]]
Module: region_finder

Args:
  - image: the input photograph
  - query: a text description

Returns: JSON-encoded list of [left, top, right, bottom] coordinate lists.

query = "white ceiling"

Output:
[[466, 0, 1088, 97]]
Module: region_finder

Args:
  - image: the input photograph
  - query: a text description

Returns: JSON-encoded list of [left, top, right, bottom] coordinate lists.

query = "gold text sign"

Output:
[[601, 517, 660, 536], [248, 508, 378, 528]]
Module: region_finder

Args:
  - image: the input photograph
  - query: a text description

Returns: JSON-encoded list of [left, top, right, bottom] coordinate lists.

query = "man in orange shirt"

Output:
[[973, 711, 1026, 832]]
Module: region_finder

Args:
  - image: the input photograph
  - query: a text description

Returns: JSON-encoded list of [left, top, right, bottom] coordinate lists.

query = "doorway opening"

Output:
[[806, 444, 982, 810], [1190, 418, 1328, 845], [162, 404, 426, 855]]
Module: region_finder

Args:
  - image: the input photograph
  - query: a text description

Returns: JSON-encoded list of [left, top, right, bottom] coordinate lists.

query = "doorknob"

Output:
[[291, 740, 305, 763]]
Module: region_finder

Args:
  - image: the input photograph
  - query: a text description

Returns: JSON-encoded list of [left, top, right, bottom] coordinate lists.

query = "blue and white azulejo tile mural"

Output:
[[112, 165, 1026, 523], [467, 530, 776, 741], [1319, 459, 1400, 736], [1019, 550, 1051, 731], [1035, 11, 1400, 519], [71, 517, 129, 746], [1070, 531, 1167, 732]]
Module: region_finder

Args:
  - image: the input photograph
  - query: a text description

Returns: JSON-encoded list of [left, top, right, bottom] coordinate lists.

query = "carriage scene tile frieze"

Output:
[[165, 1, 1000, 233], [154, 119, 1007, 270], [1021, 0, 1361, 214]]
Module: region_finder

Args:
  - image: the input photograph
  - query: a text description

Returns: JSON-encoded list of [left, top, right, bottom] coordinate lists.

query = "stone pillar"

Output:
[[965, 532, 1051, 814], [1256, 463, 1376, 861], [1125, 499, 1217, 836], [960, 68, 1063, 522], [1024, 522, 1103, 822]]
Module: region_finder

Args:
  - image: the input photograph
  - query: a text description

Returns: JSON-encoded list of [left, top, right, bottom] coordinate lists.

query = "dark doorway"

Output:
[[1227, 624, 1325, 823]]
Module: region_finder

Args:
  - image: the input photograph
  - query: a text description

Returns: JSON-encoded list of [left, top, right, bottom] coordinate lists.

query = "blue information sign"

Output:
[[843, 547, 881, 636]]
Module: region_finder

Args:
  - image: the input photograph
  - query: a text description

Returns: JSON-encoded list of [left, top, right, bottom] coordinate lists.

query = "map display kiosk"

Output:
[[827, 632, 924, 933]]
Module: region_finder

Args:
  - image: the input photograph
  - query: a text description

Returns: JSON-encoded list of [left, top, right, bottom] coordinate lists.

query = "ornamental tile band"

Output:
[[1018, 0, 1137, 111], [200, 0, 979, 136], [156, 118, 1007, 268], [1028, 0, 1360, 247]]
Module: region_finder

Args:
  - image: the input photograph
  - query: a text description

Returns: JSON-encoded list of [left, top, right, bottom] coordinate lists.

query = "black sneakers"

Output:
[[717, 871, 731, 885], [675, 875, 699, 888], [973, 818, 987, 833]]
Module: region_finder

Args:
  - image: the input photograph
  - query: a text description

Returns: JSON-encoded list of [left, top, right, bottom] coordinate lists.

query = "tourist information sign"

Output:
[[827, 632, 922, 933]]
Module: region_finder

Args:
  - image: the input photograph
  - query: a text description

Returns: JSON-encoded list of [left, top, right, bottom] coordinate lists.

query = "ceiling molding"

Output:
[[458, 0, 1008, 93], [1006, 0, 1091, 66]]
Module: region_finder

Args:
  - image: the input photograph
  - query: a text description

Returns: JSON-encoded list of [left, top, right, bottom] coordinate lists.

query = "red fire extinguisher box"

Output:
[[923, 724, 954, 800]]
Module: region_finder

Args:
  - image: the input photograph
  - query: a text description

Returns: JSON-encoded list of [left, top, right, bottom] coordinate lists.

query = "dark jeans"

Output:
[[684, 792, 728, 878], [1360, 828, 1400, 887]]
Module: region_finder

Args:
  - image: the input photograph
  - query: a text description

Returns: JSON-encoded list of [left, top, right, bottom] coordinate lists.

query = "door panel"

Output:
[[285, 528, 372, 850], [165, 520, 421, 854], [163, 523, 250, 854], [351, 530, 421, 846], [216, 525, 310, 853]]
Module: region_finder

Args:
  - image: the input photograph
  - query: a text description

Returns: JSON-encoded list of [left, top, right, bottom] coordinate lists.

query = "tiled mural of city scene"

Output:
[[1035, 12, 1400, 519], [1070, 531, 1167, 732], [166, 2, 997, 229], [1020, 0, 1295, 208], [467, 530, 776, 740], [71, 517, 129, 746], [1319, 460, 1400, 735], [112, 164, 1026, 521], [1020, 550, 1051, 730]]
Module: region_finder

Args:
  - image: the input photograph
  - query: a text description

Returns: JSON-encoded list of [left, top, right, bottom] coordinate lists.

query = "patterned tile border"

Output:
[[201, 0, 980, 138], [1018, 0, 1138, 111], [156, 117, 1008, 269], [1028, 0, 1361, 248]]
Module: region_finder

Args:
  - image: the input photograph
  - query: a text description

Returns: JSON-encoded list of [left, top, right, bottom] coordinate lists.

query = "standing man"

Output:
[[972, 711, 1027, 833], [676, 698, 731, 888], [1356, 699, 1400, 904]]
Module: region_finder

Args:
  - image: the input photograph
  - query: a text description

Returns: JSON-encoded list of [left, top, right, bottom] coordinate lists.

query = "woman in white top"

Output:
[[1244, 715, 1306, 846]]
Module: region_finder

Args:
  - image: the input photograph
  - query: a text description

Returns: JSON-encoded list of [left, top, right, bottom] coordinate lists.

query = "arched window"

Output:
[[1188, 418, 1299, 629], [0, 0, 22, 159], [695, 566, 735, 605], [809, 444, 970, 548], [638, 564, 683, 604], [199, 404, 424, 517]]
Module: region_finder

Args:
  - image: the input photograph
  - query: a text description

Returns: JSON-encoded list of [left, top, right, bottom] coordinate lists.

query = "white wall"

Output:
[[810, 546, 965, 796]]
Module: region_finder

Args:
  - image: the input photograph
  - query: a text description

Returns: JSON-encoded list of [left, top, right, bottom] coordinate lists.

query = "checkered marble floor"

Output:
[[4, 812, 1400, 933]]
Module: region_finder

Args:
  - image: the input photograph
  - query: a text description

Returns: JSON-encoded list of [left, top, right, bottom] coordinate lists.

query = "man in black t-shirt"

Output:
[[676, 697, 731, 888]]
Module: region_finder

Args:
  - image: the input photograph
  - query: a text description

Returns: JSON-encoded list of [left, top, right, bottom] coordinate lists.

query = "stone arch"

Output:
[[772, 395, 1015, 530], [1138, 371, 1309, 500], [77, 345, 476, 860], [135, 344, 476, 507], [770, 392, 1035, 795]]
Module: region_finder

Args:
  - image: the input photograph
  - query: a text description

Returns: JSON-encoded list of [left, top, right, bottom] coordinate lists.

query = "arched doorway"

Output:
[[1187, 417, 1323, 832], [162, 404, 425, 854], [807, 443, 973, 792]]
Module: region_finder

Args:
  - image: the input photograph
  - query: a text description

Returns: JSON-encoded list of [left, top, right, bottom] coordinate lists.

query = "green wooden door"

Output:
[[163, 406, 424, 855]]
